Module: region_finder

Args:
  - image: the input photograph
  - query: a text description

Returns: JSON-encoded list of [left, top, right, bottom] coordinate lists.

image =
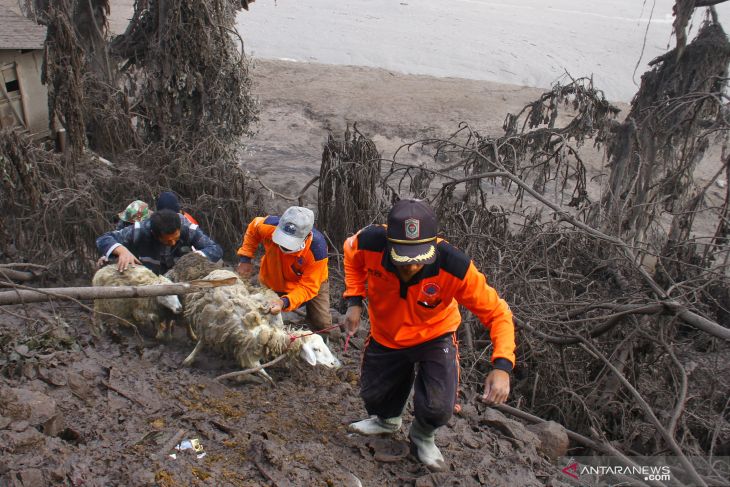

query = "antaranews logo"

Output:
[[561, 461, 579, 480], [560, 457, 673, 484]]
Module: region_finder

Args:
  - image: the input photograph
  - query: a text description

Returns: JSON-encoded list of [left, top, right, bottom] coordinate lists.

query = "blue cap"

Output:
[[157, 192, 181, 213]]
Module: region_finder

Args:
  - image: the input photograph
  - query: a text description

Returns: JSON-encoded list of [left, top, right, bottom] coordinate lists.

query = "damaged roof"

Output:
[[0, 6, 46, 50]]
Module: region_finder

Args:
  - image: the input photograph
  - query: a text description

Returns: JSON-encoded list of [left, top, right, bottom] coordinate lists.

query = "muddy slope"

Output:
[[0, 303, 570, 487]]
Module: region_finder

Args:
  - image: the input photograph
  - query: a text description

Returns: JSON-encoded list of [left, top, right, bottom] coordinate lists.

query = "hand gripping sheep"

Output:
[[92, 265, 183, 340], [182, 269, 341, 383]]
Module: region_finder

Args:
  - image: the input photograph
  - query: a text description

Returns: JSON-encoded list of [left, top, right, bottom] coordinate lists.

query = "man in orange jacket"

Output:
[[236, 206, 331, 332], [342, 199, 515, 471]]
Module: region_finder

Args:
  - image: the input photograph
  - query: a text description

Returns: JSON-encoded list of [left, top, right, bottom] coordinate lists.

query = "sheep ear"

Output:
[[299, 342, 317, 366]]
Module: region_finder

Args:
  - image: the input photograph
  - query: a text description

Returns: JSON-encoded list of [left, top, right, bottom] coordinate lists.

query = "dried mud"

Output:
[[0, 302, 569, 487]]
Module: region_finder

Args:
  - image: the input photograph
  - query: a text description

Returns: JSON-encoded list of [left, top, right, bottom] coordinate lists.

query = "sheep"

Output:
[[163, 251, 224, 340], [164, 251, 223, 283], [182, 269, 341, 383], [91, 264, 183, 340]]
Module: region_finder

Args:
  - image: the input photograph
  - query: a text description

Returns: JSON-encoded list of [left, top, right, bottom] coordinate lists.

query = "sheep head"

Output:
[[154, 275, 183, 314], [156, 294, 182, 314], [298, 334, 341, 369]]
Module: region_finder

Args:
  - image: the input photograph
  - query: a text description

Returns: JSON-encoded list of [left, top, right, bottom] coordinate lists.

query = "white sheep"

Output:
[[182, 269, 340, 383], [91, 264, 183, 340]]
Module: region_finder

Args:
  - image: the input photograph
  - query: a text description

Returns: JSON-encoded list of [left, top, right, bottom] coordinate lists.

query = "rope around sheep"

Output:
[[214, 323, 344, 382]]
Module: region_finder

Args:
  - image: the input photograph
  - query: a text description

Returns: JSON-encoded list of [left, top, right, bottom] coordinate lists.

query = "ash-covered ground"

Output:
[[0, 299, 570, 486]]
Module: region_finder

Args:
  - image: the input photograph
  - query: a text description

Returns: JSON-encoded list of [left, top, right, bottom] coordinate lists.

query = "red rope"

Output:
[[287, 322, 342, 344], [343, 333, 352, 352]]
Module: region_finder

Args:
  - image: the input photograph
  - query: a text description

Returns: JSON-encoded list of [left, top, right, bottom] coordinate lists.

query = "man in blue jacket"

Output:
[[96, 209, 222, 275]]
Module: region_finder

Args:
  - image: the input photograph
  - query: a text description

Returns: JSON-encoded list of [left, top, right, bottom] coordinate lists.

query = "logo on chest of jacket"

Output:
[[417, 282, 442, 309], [422, 282, 440, 296], [404, 218, 420, 239]]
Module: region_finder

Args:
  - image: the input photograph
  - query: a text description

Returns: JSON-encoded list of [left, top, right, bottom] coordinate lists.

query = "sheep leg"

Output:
[[91, 313, 103, 338], [256, 368, 275, 386], [233, 374, 265, 385], [182, 340, 204, 367], [186, 321, 198, 342], [167, 320, 175, 340], [155, 320, 166, 340]]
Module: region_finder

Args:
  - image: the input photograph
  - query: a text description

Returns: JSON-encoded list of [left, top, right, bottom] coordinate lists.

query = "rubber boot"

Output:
[[409, 418, 446, 471], [348, 415, 402, 435]]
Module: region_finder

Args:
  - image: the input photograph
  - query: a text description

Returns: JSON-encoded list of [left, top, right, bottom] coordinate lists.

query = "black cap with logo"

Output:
[[387, 199, 438, 265]]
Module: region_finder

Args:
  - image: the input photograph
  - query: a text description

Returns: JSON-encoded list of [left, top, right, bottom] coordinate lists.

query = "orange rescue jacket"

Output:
[[343, 225, 515, 368], [237, 216, 328, 311], [182, 211, 199, 226]]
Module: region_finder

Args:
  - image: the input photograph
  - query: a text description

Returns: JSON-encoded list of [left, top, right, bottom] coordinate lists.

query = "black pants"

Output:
[[360, 333, 459, 428]]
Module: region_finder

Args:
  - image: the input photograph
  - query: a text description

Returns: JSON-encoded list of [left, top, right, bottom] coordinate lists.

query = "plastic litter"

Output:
[[169, 438, 206, 459]]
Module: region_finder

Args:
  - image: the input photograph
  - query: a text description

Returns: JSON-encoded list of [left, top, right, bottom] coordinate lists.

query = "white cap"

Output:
[[272, 206, 314, 251]]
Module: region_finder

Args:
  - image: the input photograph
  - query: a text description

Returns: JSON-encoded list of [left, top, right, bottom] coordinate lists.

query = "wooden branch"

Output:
[[0, 263, 49, 270], [100, 380, 147, 408], [578, 340, 707, 487], [0, 268, 35, 282], [514, 311, 651, 345], [297, 175, 320, 206], [215, 353, 287, 382], [253, 174, 319, 206], [660, 337, 688, 439], [675, 308, 730, 340], [0, 277, 237, 306], [432, 167, 730, 341], [695, 0, 728, 7], [154, 428, 186, 458]]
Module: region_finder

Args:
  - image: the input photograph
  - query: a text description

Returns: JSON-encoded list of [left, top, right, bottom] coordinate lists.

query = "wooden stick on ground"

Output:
[[100, 380, 147, 408], [154, 428, 186, 459], [214, 353, 287, 382]]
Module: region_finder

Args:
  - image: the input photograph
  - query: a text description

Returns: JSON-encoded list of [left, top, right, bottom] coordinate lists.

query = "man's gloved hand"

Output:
[[342, 305, 362, 337], [236, 261, 253, 277]]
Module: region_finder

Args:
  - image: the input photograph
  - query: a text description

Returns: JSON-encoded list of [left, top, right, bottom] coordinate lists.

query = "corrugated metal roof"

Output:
[[0, 6, 46, 50]]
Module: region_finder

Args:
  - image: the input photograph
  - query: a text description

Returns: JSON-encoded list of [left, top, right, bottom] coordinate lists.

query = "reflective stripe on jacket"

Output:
[[236, 216, 328, 311], [343, 224, 515, 368]]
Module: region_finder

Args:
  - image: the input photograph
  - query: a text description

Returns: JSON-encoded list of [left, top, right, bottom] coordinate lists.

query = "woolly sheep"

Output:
[[92, 264, 183, 340], [182, 269, 340, 382], [164, 251, 224, 340], [164, 251, 223, 283]]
